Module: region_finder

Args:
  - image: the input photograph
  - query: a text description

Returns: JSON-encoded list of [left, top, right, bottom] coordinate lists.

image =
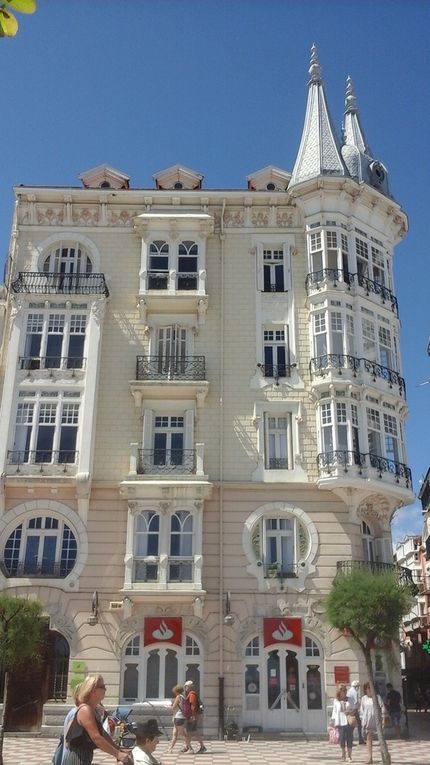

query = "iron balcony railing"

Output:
[[305, 269, 398, 315], [0, 561, 70, 578], [134, 560, 159, 582], [137, 448, 195, 475], [19, 356, 86, 371], [336, 560, 418, 594], [11, 271, 109, 297], [176, 272, 198, 290], [7, 449, 78, 466], [168, 559, 194, 582], [258, 363, 294, 380], [310, 354, 406, 397], [267, 457, 289, 470], [147, 271, 168, 290], [136, 355, 206, 381], [317, 450, 412, 488], [263, 563, 298, 579]]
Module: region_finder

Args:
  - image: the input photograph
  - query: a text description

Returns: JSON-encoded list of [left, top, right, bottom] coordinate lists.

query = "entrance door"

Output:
[[266, 648, 301, 731]]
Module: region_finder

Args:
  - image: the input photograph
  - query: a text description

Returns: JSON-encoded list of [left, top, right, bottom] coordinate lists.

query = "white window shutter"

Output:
[[256, 243, 264, 291], [283, 243, 292, 291], [184, 409, 195, 451], [143, 408, 154, 448]]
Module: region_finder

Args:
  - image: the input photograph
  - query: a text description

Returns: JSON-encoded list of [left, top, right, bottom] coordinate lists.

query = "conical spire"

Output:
[[290, 46, 348, 187], [341, 76, 390, 196]]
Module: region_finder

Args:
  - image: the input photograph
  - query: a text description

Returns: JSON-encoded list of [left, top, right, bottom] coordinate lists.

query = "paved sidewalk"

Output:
[[3, 713, 430, 765]]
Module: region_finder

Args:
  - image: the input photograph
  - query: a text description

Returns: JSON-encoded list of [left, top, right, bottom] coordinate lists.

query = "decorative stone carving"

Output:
[[223, 210, 244, 227], [277, 210, 294, 227], [37, 208, 64, 226], [72, 208, 99, 226], [90, 298, 107, 324], [251, 210, 269, 227]]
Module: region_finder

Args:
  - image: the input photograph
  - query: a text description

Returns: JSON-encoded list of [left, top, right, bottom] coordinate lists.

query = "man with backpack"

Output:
[[183, 680, 207, 754]]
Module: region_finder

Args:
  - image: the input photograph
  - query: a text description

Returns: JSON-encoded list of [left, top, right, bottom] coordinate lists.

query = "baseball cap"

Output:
[[351, 680, 360, 687], [135, 719, 163, 739], [184, 680, 194, 687]]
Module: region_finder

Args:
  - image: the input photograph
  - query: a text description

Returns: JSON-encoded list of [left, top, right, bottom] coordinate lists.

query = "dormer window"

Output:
[[100, 181, 111, 189]]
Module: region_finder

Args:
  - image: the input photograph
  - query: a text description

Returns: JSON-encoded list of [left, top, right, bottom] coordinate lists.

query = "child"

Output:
[[133, 719, 163, 765]]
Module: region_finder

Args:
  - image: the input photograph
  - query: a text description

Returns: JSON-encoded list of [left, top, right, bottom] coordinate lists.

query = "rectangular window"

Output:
[[153, 416, 184, 467], [367, 407, 381, 455], [22, 312, 86, 370], [263, 248, 284, 292], [10, 396, 80, 466], [263, 327, 289, 378], [265, 414, 292, 469]]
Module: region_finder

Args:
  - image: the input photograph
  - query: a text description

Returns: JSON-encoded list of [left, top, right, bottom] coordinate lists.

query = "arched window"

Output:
[[361, 521, 375, 562], [169, 511, 193, 582], [43, 245, 93, 275], [134, 512, 160, 582], [177, 241, 198, 289], [47, 631, 70, 700], [2, 516, 77, 578], [121, 632, 202, 702], [244, 637, 260, 711], [148, 241, 169, 289]]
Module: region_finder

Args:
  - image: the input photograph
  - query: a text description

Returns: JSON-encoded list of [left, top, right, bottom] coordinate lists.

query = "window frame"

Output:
[[21, 310, 87, 371]]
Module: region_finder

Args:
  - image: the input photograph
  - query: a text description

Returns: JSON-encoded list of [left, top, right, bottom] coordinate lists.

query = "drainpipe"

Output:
[[218, 199, 226, 739]]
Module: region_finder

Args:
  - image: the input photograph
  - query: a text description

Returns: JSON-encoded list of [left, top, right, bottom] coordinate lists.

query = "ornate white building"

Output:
[[0, 47, 413, 735]]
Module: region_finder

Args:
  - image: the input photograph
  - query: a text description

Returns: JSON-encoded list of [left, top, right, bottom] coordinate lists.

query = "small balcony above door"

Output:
[[130, 355, 209, 408], [11, 271, 109, 297]]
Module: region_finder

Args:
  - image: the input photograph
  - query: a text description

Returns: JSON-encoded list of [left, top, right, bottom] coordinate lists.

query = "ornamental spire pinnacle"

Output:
[[290, 46, 348, 187]]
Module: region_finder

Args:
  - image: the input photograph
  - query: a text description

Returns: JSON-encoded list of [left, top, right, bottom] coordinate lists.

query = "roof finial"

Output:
[[309, 44, 321, 83], [345, 75, 358, 113]]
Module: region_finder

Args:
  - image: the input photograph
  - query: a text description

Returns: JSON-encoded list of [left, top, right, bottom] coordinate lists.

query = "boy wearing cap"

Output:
[[183, 680, 207, 754], [347, 681, 364, 745], [133, 719, 163, 765]]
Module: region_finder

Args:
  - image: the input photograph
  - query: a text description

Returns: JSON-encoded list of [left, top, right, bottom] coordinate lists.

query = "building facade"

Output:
[[0, 48, 414, 735]]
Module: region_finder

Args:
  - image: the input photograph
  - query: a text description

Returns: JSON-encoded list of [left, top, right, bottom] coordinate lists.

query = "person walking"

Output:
[[183, 680, 207, 754], [347, 680, 364, 745], [332, 684, 354, 762], [167, 684, 192, 753], [360, 682, 386, 765], [62, 674, 133, 765], [385, 683, 402, 739]]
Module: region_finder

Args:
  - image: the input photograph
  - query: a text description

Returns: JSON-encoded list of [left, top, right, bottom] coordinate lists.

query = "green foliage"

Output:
[[0, 594, 45, 671], [326, 568, 412, 643], [0, 0, 36, 38]]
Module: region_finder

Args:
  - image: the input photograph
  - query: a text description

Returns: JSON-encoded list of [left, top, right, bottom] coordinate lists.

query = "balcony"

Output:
[[131, 355, 209, 407], [137, 448, 195, 475], [11, 271, 109, 297], [305, 269, 398, 316], [310, 354, 406, 398], [317, 449, 412, 490], [336, 560, 418, 594], [0, 562, 69, 579], [6, 449, 78, 476], [139, 269, 208, 319], [257, 363, 296, 384], [263, 563, 298, 580]]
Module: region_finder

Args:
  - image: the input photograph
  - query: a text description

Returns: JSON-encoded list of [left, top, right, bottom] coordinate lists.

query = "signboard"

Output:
[[334, 666, 350, 684], [263, 617, 302, 647], [144, 617, 182, 646]]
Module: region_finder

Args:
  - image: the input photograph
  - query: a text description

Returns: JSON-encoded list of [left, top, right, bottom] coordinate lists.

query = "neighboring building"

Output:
[[0, 47, 415, 735]]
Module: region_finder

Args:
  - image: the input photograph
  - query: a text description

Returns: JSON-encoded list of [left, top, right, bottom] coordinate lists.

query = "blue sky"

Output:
[[1, 1, 428, 543]]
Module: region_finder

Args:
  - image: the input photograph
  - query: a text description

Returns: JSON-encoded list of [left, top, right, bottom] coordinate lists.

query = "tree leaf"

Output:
[[3, 0, 37, 13], [0, 9, 18, 37]]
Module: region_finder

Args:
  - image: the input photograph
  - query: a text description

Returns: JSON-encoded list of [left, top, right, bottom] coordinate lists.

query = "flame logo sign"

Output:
[[272, 621, 293, 641], [153, 620, 174, 640]]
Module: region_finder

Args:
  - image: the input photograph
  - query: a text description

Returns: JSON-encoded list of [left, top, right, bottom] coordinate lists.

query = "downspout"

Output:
[[218, 199, 226, 739]]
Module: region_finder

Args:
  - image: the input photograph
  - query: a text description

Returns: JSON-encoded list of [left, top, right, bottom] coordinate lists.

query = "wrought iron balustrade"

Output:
[[19, 356, 86, 371], [168, 559, 193, 582], [136, 355, 205, 381], [137, 448, 195, 475], [11, 271, 109, 296], [310, 354, 406, 397], [258, 363, 293, 380], [305, 270, 398, 315], [134, 560, 159, 582], [267, 457, 289, 469], [147, 271, 168, 290], [263, 563, 298, 579], [317, 450, 412, 488], [336, 560, 418, 594], [7, 449, 78, 466], [176, 272, 198, 290], [0, 561, 68, 578]]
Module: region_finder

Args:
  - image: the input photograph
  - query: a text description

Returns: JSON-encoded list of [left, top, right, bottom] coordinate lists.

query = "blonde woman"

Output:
[[360, 682, 386, 765], [167, 684, 192, 753], [331, 684, 354, 762], [63, 674, 133, 765]]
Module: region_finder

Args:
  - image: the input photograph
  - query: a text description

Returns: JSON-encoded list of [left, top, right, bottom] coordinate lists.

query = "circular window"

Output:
[[266, 182, 276, 191], [174, 182, 184, 190]]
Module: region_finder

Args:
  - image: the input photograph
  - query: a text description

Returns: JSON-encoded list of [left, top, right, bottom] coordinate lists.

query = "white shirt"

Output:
[[347, 686, 359, 711]]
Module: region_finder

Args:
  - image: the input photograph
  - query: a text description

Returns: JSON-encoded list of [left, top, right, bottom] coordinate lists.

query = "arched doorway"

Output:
[[243, 634, 325, 733], [3, 628, 69, 731]]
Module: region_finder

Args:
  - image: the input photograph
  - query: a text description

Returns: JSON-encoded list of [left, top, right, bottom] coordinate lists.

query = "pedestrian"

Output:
[[347, 680, 364, 745], [385, 683, 402, 739], [62, 674, 133, 765], [359, 682, 385, 765], [132, 719, 162, 765], [167, 684, 192, 753], [183, 680, 207, 755], [331, 683, 353, 762]]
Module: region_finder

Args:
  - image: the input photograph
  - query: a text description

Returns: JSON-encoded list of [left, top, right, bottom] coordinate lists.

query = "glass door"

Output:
[[265, 648, 301, 731]]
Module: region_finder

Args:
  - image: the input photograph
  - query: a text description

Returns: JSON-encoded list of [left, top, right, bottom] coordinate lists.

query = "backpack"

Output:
[[52, 733, 64, 765], [179, 693, 192, 719]]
